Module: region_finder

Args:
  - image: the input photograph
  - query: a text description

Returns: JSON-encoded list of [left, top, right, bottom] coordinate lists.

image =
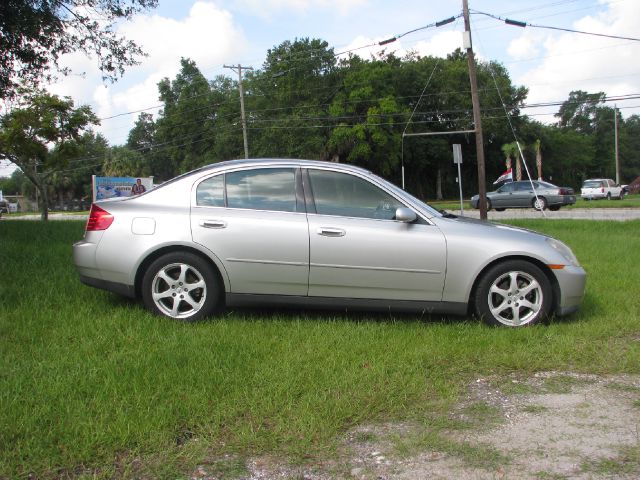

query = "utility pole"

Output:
[[614, 105, 620, 185], [462, 0, 488, 220], [224, 64, 253, 159]]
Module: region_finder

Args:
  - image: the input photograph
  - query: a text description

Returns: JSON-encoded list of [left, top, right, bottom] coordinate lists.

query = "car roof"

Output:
[[152, 158, 375, 190], [176, 158, 374, 180], [206, 158, 371, 173]]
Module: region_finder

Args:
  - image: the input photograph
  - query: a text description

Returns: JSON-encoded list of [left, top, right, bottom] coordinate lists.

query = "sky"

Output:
[[2, 0, 640, 177]]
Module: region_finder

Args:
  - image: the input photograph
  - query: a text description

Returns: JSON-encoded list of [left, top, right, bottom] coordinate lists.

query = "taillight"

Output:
[[601, 187, 605, 193], [86, 204, 114, 231]]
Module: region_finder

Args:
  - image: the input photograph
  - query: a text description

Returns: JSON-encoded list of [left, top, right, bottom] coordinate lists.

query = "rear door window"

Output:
[[226, 168, 298, 212]]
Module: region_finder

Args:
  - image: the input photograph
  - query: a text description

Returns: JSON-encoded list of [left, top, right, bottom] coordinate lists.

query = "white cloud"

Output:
[[48, 1, 247, 144], [510, 0, 640, 121], [339, 30, 461, 61], [412, 31, 463, 58], [507, 31, 542, 60]]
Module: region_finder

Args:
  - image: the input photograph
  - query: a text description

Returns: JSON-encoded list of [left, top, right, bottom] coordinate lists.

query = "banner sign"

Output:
[[92, 176, 153, 201]]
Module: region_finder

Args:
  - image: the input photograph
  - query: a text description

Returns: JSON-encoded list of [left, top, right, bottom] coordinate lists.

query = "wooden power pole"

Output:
[[224, 64, 253, 159], [462, 0, 488, 220]]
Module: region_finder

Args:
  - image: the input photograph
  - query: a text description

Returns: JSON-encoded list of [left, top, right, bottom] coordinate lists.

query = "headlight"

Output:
[[546, 238, 581, 267]]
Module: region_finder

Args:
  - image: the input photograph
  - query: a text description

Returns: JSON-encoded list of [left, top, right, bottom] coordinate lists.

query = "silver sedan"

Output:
[[73, 159, 586, 327]]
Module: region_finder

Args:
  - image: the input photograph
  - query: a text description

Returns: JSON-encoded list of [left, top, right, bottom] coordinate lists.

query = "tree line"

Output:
[[2, 38, 639, 218]]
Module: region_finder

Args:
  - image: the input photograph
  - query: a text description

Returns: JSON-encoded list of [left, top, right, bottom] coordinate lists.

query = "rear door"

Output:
[[191, 167, 310, 296]]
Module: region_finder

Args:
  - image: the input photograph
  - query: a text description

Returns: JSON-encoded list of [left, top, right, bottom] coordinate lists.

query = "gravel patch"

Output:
[[201, 372, 640, 480]]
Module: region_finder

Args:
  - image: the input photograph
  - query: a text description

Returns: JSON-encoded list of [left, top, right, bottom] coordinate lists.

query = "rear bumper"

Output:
[[73, 236, 136, 298], [581, 192, 606, 199], [79, 275, 136, 298]]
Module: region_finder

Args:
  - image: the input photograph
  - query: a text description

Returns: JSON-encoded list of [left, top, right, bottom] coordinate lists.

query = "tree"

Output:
[[248, 38, 339, 160], [556, 90, 606, 133], [0, 92, 98, 219], [0, 0, 158, 99], [533, 139, 542, 180], [153, 58, 218, 179]]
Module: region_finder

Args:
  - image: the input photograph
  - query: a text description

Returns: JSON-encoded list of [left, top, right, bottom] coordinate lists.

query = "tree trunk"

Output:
[[39, 184, 49, 221], [536, 151, 542, 180]]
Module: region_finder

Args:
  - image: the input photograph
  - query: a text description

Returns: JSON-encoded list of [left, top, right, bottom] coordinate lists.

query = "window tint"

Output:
[[515, 182, 532, 191], [308, 170, 403, 220], [226, 168, 297, 212], [196, 174, 225, 207], [498, 183, 515, 193]]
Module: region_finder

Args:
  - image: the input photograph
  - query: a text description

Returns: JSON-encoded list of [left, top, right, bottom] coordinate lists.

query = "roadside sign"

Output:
[[453, 144, 463, 164], [452, 144, 464, 215]]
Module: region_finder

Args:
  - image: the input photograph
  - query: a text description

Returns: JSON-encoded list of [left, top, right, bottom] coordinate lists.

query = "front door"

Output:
[[305, 169, 447, 301]]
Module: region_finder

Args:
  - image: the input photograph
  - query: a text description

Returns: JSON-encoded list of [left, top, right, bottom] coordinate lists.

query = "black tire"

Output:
[[473, 260, 553, 327], [549, 206, 560, 211], [142, 252, 221, 322], [533, 196, 547, 211], [486, 199, 492, 211]]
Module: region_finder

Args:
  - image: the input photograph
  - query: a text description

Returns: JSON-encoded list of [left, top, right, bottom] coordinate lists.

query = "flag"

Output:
[[493, 168, 513, 184]]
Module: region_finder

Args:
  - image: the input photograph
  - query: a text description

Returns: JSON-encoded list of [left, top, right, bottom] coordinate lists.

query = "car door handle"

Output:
[[317, 227, 346, 237], [200, 219, 227, 229]]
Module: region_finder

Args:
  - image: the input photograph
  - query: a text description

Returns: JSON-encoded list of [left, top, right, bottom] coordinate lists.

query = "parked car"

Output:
[[470, 180, 576, 211], [0, 200, 8, 214], [581, 178, 624, 200], [73, 159, 586, 327]]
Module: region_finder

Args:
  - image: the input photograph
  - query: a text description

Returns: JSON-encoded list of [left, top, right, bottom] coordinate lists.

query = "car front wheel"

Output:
[[142, 252, 221, 321], [474, 260, 552, 327]]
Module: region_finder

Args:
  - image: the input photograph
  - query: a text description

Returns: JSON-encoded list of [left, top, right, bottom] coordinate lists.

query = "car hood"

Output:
[[433, 213, 551, 241]]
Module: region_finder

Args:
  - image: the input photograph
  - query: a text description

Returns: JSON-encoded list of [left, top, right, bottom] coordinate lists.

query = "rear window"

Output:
[[582, 180, 603, 188]]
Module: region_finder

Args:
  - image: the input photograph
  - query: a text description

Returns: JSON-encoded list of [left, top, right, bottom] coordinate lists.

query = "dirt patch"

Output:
[[193, 372, 640, 479]]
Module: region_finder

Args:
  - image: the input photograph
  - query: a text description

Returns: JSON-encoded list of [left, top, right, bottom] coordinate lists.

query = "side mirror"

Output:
[[395, 207, 417, 223]]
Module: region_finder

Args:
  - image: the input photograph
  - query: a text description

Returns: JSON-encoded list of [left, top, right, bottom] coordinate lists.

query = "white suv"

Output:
[[581, 178, 624, 200]]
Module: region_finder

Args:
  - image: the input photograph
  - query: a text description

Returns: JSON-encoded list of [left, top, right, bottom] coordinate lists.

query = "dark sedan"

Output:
[[471, 180, 576, 211]]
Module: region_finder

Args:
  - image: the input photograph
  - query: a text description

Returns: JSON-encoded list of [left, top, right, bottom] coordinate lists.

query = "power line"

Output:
[[471, 9, 640, 42]]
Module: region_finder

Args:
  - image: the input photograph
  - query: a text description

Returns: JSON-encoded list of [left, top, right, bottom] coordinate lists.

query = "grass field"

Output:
[[1, 219, 639, 478]]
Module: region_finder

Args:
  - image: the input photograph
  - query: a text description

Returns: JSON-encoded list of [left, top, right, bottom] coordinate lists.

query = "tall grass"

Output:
[[1, 220, 639, 478]]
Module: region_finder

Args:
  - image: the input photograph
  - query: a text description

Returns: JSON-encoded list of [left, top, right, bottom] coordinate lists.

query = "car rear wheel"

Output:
[[142, 252, 221, 321], [474, 260, 552, 327], [533, 197, 547, 210]]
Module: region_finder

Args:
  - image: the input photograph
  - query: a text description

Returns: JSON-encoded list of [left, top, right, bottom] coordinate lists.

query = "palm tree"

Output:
[[501, 142, 519, 179], [534, 139, 543, 180]]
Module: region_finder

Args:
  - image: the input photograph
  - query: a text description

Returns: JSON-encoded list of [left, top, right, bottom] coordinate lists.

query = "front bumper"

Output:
[[552, 264, 587, 316]]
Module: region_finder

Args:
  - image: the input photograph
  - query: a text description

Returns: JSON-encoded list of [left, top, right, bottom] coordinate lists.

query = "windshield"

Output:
[[582, 180, 602, 188]]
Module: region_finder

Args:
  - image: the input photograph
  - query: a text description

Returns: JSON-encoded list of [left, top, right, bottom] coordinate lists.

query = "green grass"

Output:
[[1, 220, 640, 478]]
